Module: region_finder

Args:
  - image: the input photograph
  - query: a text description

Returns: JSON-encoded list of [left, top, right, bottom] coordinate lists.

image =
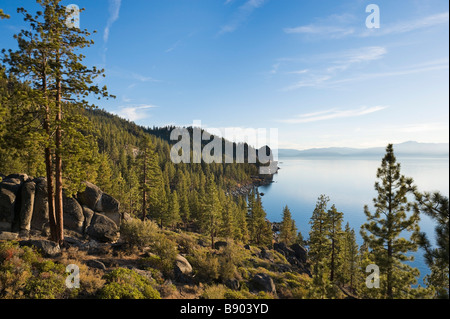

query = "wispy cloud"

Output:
[[284, 12, 449, 39], [279, 106, 388, 124], [284, 25, 355, 38], [282, 46, 388, 90], [284, 13, 356, 39], [104, 0, 122, 43], [361, 12, 449, 37], [112, 104, 158, 122], [286, 69, 309, 75], [328, 59, 449, 86], [218, 0, 267, 35]]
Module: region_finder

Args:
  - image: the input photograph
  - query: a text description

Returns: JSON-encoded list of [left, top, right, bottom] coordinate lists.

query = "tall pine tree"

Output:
[[3, 0, 110, 244], [360, 144, 420, 299], [280, 205, 297, 245]]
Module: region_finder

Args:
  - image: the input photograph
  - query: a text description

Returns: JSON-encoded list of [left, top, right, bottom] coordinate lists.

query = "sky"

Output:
[[1, 0, 449, 150]]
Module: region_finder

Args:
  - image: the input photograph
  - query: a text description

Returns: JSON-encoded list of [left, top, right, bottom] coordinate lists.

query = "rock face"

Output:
[[174, 254, 193, 276], [0, 174, 121, 242], [63, 195, 85, 233], [273, 242, 311, 276], [86, 213, 120, 243], [0, 187, 16, 231], [77, 182, 102, 211], [19, 181, 36, 233], [252, 273, 276, 294], [31, 178, 49, 232]]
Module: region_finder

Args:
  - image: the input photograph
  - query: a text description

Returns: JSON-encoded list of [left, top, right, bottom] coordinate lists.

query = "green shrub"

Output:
[[99, 268, 160, 299], [188, 249, 219, 282], [120, 218, 159, 248], [150, 234, 178, 276], [0, 242, 71, 299], [201, 284, 228, 299]]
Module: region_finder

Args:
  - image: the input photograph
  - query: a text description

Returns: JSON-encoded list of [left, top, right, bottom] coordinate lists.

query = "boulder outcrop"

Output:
[[0, 174, 122, 242]]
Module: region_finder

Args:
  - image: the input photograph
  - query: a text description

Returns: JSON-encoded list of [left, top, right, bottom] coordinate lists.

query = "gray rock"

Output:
[[77, 182, 102, 211], [95, 193, 119, 214], [95, 193, 121, 227], [291, 243, 308, 264], [19, 239, 61, 258], [20, 181, 36, 232], [6, 173, 29, 183], [252, 273, 276, 294], [63, 195, 84, 233], [0, 180, 21, 195], [225, 279, 240, 290], [260, 248, 273, 261], [86, 213, 119, 243], [82, 206, 94, 231], [86, 259, 107, 270], [31, 179, 49, 231], [64, 236, 85, 248], [0, 188, 16, 231], [0, 231, 19, 240], [174, 254, 193, 276], [274, 242, 295, 258]]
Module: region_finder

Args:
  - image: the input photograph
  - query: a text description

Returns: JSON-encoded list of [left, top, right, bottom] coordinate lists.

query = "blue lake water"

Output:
[[258, 156, 449, 285]]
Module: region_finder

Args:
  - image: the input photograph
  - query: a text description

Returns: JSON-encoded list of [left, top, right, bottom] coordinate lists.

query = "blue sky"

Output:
[[1, 0, 449, 149]]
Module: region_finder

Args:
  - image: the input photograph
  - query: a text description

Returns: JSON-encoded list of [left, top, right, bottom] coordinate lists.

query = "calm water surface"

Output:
[[259, 156, 449, 285]]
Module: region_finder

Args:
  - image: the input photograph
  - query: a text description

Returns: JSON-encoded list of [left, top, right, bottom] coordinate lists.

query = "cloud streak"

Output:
[[279, 106, 388, 124], [281, 46, 388, 90], [218, 0, 267, 35], [361, 12, 449, 37], [284, 12, 449, 39], [104, 0, 121, 43], [113, 104, 158, 122]]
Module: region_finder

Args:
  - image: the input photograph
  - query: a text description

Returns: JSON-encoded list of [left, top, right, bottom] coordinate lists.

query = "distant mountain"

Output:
[[277, 141, 449, 158]]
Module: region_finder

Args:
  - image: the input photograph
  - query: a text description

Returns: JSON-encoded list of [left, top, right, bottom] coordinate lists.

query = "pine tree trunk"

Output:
[[54, 55, 64, 245], [142, 150, 147, 221], [55, 130, 64, 244], [44, 147, 57, 241], [387, 239, 393, 299], [42, 70, 57, 243], [330, 237, 335, 282]]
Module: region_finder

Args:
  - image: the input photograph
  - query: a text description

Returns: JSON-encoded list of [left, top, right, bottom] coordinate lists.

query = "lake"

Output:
[[258, 156, 449, 285]]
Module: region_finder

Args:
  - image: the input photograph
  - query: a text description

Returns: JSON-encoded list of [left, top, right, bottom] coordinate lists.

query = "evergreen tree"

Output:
[[360, 144, 420, 299], [327, 204, 344, 282], [167, 190, 181, 229], [136, 135, 166, 224], [280, 205, 297, 245], [414, 191, 449, 299], [247, 190, 272, 246], [234, 197, 249, 242], [220, 196, 237, 240], [176, 170, 191, 225], [200, 175, 222, 249], [3, 0, 110, 244], [341, 222, 360, 291], [308, 195, 332, 296]]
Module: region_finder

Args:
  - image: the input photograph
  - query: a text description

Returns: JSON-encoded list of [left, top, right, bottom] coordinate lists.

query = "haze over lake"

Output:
[[259, 155, 449, 284]]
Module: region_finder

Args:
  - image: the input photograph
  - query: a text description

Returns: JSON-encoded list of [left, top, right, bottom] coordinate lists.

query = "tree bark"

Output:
[[54, 53, 64, 245], [142, 149, 147, 221], [42, 66, 57, 243]]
